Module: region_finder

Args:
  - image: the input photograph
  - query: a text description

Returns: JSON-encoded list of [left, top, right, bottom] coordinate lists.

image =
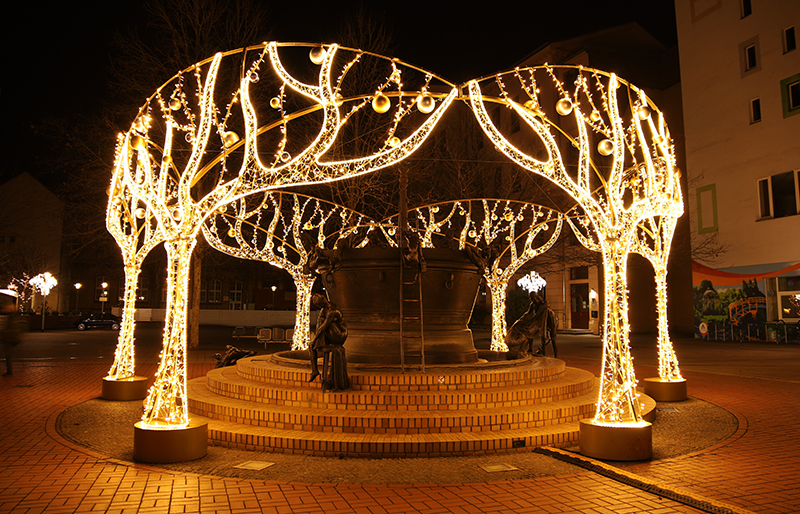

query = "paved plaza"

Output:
[[1, 325, 798, 513]]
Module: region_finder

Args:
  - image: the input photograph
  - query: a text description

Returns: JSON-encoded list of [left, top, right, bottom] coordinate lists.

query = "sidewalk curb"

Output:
[[535, 446, 756, 514]]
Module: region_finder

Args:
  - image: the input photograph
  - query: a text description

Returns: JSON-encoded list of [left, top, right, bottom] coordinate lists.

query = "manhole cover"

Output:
[[233, 461, 275, 470], [480, 463, 519, 472]]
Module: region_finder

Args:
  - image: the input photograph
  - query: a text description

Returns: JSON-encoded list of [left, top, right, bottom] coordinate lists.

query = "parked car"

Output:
[[75, 313, 121, 331]]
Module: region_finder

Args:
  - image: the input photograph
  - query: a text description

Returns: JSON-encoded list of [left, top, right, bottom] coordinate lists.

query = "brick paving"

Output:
[[0, 343, 796, 513]]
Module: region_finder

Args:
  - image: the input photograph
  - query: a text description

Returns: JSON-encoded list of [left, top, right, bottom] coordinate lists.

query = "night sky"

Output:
[[1, 0, 677, 187]]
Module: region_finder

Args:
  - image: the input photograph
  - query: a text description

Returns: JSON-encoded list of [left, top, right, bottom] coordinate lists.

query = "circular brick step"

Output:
[[188, 374, 597, 435], [203, 365, 595, 410], [233, 354, 566, 391]]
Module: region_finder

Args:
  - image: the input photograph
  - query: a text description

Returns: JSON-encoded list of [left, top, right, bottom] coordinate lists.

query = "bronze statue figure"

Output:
[[309, 293, 350, 391], [505, 291, 558, 358]]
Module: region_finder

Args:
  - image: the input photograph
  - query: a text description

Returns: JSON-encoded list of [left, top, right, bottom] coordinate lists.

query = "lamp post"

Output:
[[100, 282, 108, 314], [30, 272, 57, 332], [74, 283, 82, 313], [271, 285, 277, 309]]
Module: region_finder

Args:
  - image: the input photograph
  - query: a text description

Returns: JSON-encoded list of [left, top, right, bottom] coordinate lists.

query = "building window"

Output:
[[750, 98, 761, 123], [696, 184, 718, 234], [758, 171, 799, 219], [569, 266, 589, 280], [118, 278, 125, 302], [781, 73, 800, 118], [739, 37, 761, 77], [777, 276, 800, 320], [209, 279, 222, 303], [740, 0, 752, 18], [199, 280, 207, 303], [137, 276, 149, 302], [745, 45, 757, 70], [784, 26, 796, 54], [229, 280, 243, 310]]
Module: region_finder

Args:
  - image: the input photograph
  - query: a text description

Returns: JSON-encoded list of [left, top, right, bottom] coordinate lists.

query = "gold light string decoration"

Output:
[[468, 66, 682, 426], [111, 43, 456, 428], [105, 141, 164, 380], [385, 200, 563, 351], [632, 214, 683, 381], [202, 192, 376, 350]]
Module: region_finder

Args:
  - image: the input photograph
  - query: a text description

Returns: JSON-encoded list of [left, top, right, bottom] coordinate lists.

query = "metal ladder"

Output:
[[399, 247, 425, 373]]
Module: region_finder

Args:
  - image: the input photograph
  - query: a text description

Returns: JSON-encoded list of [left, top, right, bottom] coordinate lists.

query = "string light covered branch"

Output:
[[105, 159, 164, 380], [202, 192, 377, 350], [383, 199, 563, 351], [467, 66, 683, 426], [111, 42, 456, 429]]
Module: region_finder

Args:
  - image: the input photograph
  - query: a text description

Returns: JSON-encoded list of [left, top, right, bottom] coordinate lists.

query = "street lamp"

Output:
[[74, 283, 82, 313], [100, 282, 108, 314], [30, 272, 57, 332], [271, 285, 277, 309]]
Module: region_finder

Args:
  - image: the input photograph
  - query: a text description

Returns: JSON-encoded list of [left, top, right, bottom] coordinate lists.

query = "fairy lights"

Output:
[[468, 66, 682, 425], [112, 42, 456, 429], [109, 40, 681, 433]]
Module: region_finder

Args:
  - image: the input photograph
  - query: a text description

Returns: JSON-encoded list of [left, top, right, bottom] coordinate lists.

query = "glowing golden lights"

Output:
[[107, 42, 681, 434]]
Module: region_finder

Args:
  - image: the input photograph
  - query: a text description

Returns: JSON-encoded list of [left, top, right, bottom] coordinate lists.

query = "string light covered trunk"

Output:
[[291, 274, 316, 350], [107, 264, 141, 379], [654, 262, 681, 381], [487, 279, 510, 351], [596, 241, 642, 424], [141, 238, 196, 427]]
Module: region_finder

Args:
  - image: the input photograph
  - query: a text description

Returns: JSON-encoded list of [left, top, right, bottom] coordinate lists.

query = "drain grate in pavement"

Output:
[[233, 461, 275, 470], [480, 463, 519, 472]]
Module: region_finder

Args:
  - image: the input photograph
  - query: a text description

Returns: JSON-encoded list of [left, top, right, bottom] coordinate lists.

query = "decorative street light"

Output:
[[30, 272, 57, 332], [74, 283, 82, 313], [271, 285, 277, 309], [100, 282, 108, 314]]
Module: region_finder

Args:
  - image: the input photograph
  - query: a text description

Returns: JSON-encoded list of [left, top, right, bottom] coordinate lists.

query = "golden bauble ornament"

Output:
[[169, 97, 182, 111], [131, 135, 146, 150], [637, 104, 652, 120], [597, 139, 614, 156], [309, 47, 327, 65], [372, 93, 391, 114], [416, 94, 435, 114], [222, 131, 240, 148], [555, 98, 573, 116], [270, 97, 281, 109], [280, 151, 291, 162]]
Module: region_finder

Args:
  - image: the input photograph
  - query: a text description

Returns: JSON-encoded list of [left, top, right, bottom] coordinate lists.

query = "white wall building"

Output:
[[676, 0, 800, 329]]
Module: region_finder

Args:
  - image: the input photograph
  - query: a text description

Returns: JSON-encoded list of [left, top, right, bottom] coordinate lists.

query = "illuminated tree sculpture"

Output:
[[113, 42, 456, 428], [391, 200, 563, 351], [468, 66, 682, 425], [633, 214, 682, 381], [105, 160, 164, 380], [203, 192, 375, 350]]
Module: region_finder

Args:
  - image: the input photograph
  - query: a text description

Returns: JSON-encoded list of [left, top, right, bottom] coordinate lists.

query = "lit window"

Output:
[[750, 98, 761, 123], [785, 26, 796, 53], [758, 171, 799, 219]]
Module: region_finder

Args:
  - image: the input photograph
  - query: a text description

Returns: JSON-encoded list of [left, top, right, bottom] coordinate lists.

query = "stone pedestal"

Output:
[[101, 376, 149, 401], [644, 377, 688, 402], [579, 419, 652, 461], [133, 420, 207, 463]]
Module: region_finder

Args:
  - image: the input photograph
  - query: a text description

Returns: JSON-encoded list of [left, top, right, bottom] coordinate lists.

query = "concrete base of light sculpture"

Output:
[[579, 419, 653, 461], [101, 376, 149, 401], [133, 420, 208, 463], [643, 377, 688, 402]]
